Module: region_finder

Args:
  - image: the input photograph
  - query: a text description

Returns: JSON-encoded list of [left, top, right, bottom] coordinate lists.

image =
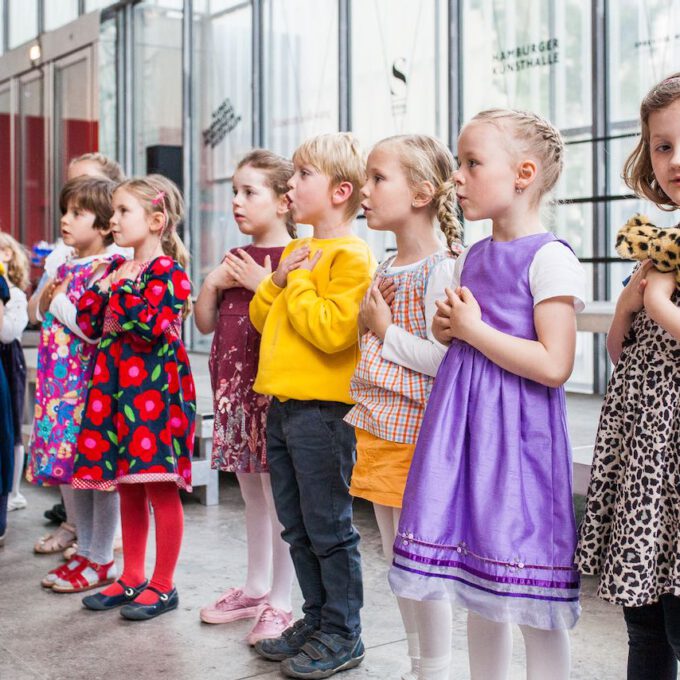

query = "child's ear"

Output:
[[276, 193, 290, 218], [331, 180, 354, 208], [149, 211, 166, 234], [515, 160, 538, 192], [412, 181, 436, 209]]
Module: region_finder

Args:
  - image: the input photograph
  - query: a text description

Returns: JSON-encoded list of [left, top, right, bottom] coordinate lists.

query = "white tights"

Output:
[[467, 611, 571, 680], [373, 503, 453, 680], [236, 472, 295, 612], [8, 444, 24, 502]]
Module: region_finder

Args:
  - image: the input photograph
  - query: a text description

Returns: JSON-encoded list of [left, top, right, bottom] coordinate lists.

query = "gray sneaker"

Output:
[[280, 631, 365, 678], [254, 618, 318, 661]]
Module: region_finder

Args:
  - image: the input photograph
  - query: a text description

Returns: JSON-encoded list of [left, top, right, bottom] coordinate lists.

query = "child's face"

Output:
[[110, 188, 155, 250], [286, 163, 333, 226], [60, 201, 102, 254], [232, 165, 287, 237], [649, 98, 680, 207], [453, 121, 519, 222], [0, 246, 11, 265], [361, 145, 414, 231]]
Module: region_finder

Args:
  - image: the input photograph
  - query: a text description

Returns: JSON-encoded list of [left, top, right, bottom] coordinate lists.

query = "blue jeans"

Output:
[[266, 398, 363, 638], [624, 596, 680, 679]]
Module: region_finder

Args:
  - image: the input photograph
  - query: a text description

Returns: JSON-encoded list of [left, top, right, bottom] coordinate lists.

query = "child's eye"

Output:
[[245, 189, 254, 196], [467, 159, 479, 168], [299, 169, 309, 177], [655, 143, 671, 153], [374, 175, 384, 183]]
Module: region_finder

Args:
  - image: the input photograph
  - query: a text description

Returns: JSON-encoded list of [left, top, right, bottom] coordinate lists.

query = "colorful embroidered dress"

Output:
[[209, 245, 284, 473], [27, 255, 114, 486], [71, 255, 196, 491], [389, 233, 581, 631], [346, 250, 451, 444]]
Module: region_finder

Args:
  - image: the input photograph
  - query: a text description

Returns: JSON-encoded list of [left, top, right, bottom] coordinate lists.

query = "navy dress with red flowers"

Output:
[[71, 255, 196, 491]]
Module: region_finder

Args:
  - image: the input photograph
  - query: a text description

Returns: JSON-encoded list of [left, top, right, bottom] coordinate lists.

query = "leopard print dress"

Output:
[[575, 292, 680, 607]]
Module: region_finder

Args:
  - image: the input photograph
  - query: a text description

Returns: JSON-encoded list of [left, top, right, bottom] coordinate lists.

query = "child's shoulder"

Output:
[[145, 256, 185, 277]]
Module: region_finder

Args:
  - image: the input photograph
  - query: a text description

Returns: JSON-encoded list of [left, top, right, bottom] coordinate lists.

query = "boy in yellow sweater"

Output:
[[250, 133, 376, 678]]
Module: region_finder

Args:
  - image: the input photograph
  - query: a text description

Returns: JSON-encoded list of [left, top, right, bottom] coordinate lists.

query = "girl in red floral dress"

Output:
[[71, 174, 195, 621], [194, 150, 296, 644]]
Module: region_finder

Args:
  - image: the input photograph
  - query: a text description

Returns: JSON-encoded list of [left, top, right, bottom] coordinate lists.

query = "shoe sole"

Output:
[[281, 652, 365, 679], [255, 647, 298, 662], [120, 600, 178, 621], [200, 608, 261, 624], [52, 577, 116, 594]]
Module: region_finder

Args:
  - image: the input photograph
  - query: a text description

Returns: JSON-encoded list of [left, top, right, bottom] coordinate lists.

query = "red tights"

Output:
[[102, 482, 183, 604]]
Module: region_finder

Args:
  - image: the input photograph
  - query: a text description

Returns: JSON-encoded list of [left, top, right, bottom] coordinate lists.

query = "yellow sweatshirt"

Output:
[[250, 235, 376, 404]]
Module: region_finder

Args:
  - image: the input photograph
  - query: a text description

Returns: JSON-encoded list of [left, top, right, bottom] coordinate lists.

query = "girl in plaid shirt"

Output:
[[345, 135, 462, 680]]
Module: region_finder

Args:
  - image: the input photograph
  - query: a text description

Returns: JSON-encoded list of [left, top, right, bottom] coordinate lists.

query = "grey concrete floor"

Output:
[[0, 395, 636, 679]]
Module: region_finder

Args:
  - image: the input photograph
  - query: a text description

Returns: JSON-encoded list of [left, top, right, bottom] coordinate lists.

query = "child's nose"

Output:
[[360, 182, 370, 198], [452, 169, 464, 186]]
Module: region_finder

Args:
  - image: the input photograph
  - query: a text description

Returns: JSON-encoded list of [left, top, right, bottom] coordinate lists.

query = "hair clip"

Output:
[[152, 190, 166, 206]]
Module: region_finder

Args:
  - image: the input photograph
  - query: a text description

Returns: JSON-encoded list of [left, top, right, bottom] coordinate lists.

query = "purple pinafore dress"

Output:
[[389, 233, 581, 630]]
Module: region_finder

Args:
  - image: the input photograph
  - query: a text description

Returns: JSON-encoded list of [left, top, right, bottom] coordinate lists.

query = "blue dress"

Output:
[[0, 276, 14, 495]]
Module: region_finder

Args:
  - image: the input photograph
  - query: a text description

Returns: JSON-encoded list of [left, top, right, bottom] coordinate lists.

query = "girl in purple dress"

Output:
[[389, 109, 586, 680], [194, 150, 296, 644]]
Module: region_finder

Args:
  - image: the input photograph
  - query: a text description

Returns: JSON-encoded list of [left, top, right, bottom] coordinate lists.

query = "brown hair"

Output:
[[59, 176, 116, 246], [0, 231, 30, 290], [236, 149, 297, 237], [623, 73, 680, 210], [471, 108, 565, 205], [373, 135, 462, 252], [116, 174, 191, 316], [69, 152, 125, 183], [293, 132, 366, 220]]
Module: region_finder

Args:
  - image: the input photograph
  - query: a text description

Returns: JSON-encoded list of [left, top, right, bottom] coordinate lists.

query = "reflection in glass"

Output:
[[263, 0, 339, 157], [99, 18, 118, 161], [45, 1, 80, 31], [8, 0, 38, 49], [0, 88, 12, 234]]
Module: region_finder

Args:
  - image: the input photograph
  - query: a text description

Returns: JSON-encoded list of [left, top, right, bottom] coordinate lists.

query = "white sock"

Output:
[[467, 611, 512, 680], [236, 472, 273, 599], [261, 473, 294, 612], [9, 444, 24, 501], [418, 654, 450, 680], [520, 625, 570, 680]]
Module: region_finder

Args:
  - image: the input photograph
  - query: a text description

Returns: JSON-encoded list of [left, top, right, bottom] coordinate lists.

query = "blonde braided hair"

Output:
[[374, 135, 462, 252], [472, 109, 565, 203]]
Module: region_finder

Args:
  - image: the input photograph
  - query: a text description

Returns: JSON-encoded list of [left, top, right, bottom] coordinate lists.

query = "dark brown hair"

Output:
[[623, 73, 680, 210], [59, 176, 116, 246], [236, 149, 297, 237]]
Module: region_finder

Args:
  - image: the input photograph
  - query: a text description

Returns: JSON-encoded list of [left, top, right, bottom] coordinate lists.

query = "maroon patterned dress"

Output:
[[209, 245, 283, 473], [71, 255, 196, 491]]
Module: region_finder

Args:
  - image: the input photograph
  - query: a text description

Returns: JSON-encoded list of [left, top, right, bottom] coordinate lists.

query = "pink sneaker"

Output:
[[246, 604, 293, 645], [199, 587, 269, 624]]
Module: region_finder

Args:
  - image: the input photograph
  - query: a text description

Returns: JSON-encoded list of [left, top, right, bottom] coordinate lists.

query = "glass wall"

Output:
[[44, 2, 80, 31], [8, 0, 38, 49], [0, 84, 11, 235]]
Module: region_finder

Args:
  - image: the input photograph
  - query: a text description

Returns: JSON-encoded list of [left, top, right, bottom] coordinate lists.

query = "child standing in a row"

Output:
[[73, 175, 195, 621], [250, 133, 376, 678], [196, 149, 296, 644], [345, 134, 461, 680], [0, 233, 29, 513], [390, 110, 585, 680]]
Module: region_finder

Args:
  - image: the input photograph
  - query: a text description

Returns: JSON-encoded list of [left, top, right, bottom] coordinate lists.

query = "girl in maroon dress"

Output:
[[72, 174, 195, 621], [195, 150, 296, 644]]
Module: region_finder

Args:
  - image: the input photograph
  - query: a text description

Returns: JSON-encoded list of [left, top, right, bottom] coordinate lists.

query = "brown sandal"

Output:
[[34, 522, 77, 554]]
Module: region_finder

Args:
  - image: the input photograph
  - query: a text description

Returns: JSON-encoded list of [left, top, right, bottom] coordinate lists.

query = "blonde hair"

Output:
[[69, 152, 125, 183], [374, 135, 462, 252], [116, 174, 191, 316], [0, 231, 30, 290], [623, 73, 680, 211], [236, 149, 297, 237], [471, 108, 564, 204], [292, 132, 366, 219]]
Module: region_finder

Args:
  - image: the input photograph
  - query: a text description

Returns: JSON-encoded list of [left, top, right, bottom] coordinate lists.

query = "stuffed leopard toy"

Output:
[[616, 214, 680, 284]]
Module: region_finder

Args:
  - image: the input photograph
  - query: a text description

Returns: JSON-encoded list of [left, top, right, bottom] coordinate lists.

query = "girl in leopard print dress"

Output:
[[576, 73, 680, 680]]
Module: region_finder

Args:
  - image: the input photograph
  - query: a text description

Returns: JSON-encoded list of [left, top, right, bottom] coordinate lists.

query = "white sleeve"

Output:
[[451, 246, 471, 289], [49, 293, 99, 344], [529, 242, 586, 312], [380, 257, 456, 377], [0, 287, 28, 343]]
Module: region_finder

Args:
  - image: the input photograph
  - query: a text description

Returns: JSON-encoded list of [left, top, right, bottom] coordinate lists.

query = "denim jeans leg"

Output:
[[624, 601, 678, 680], [266, 399, 323, 627], [287, 401, 363, 638], [661, 595, 680, 663]]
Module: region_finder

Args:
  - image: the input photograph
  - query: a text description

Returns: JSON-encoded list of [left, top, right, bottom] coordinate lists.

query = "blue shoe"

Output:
[[119, 586, 178, 621], [82, 579, 149, 611], [280, 631, 365, 678], [254, 618, 318, 661]]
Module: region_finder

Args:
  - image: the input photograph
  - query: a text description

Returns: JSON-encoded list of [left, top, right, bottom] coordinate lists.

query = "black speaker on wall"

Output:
[[146, 145, 183, 194]]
